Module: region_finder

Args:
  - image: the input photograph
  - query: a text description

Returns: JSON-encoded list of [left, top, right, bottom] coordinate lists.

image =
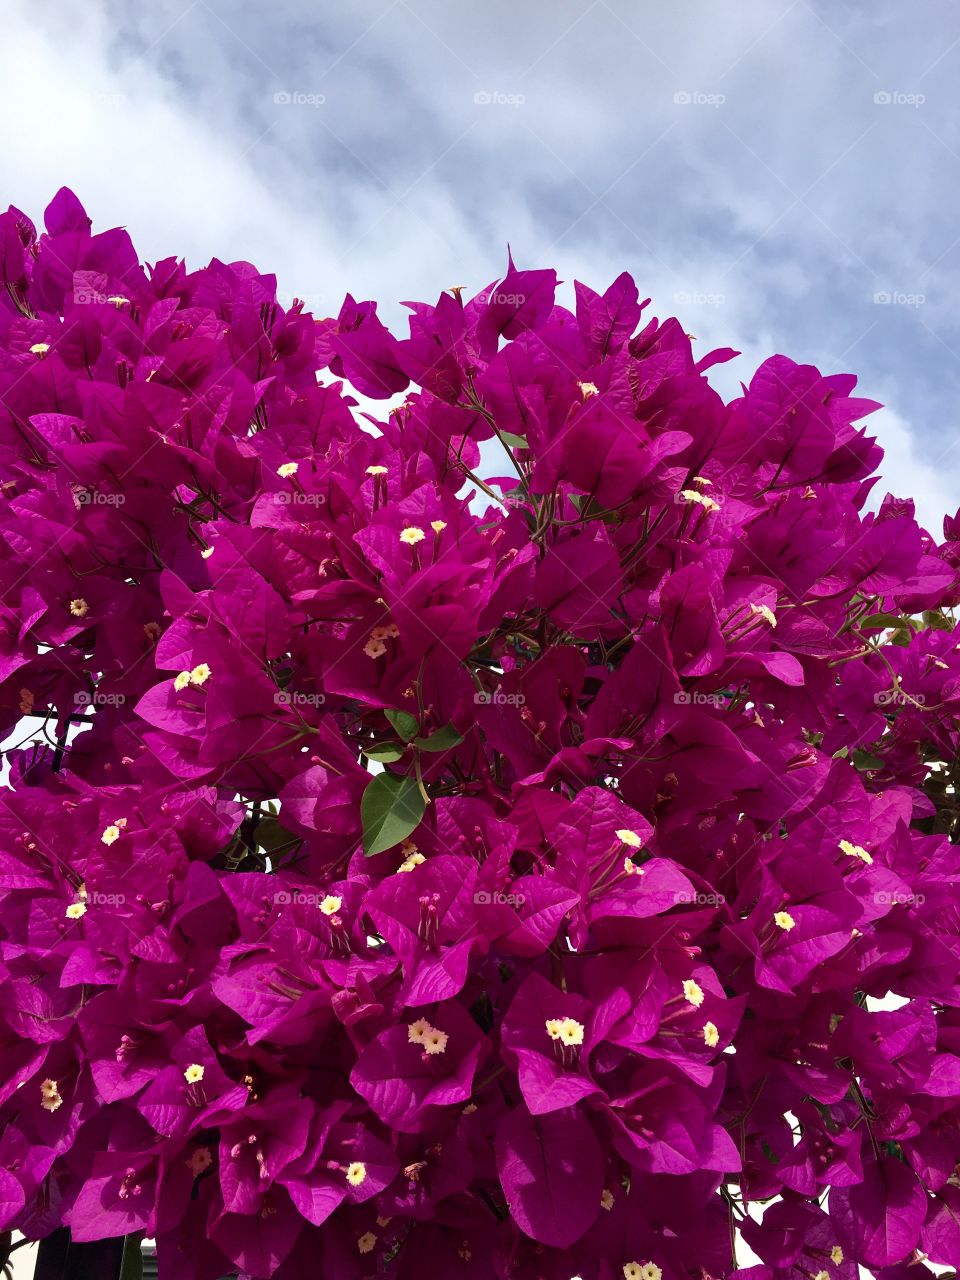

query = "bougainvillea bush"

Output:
[[0, 188, 959, 1280]]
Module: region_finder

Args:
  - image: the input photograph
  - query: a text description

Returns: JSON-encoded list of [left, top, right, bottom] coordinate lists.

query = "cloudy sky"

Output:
[[4, 1, 960, 527]]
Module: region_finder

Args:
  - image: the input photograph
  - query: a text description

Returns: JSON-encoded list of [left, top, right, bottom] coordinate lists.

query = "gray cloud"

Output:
[[4, 0, 960, 529]]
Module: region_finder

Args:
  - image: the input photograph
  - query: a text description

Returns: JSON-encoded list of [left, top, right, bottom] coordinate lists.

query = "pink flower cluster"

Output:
[[0, 188, 959, 1279]]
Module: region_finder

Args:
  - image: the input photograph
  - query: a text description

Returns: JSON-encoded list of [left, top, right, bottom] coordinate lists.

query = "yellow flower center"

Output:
[[40, 1079, 63, 1111], [749, 603, 777, 627], [683, 979, 705, 1007], [174, 671, 191, 691], [30, 343, 50, 356], [187, 1146, 212, 1175], [366, 465, 388, 475], [839, 839, 872, 864], [546, 1016, 585, 1046], [408, 1018, 431, 1044], [189, 663, 211, 686], [430, 520, 447, 533], [69, 598, 89, 618], [679, 489, 720, 512], [559, 1018, 585, 1046], [774, 910, 796, 931], [357, 1232, 377, 1254], [346, 1161, 367, 1186], [399, 526, 426, 545], [65, 902, 87, 920], [703, 1021, 720, 1047], [830, 1246, 843, 1264], [600, 1189, 614, 1210], [277, 462, 299, 477], [424, 1028, 449, 1055], [615, 828, 643, 848], [101, 824, 122, 845], [183, 1064, 205, 1084], [320, 895, 342, 916], [397, 851, 425, 873]]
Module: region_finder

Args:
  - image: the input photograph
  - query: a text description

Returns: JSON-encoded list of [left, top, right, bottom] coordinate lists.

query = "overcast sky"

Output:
[[4, 1, 960, 528]]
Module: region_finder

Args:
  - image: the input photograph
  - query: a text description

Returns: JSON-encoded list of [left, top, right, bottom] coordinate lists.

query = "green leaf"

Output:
[[500, 431, 529, 449], [852, 748, 884, 771], [254, 816, 295, 855], [366, 744, 405, 763], [385, 708, 419, 741], [922, 609, 954, 632], [859, 612, 903, 631], [119, 1236, 145, 1280], [414, 723, 465, 753], [361, 773, 425, 856]]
